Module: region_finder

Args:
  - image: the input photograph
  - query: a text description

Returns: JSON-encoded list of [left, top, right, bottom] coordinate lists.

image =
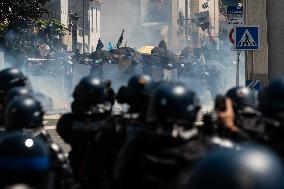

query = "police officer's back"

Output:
[[57, 76, 114, 187], [117, 74, 153, 122], [178, 145, 284, 189], [4, 96, 73, 188], [0, 131, 62, 189], [114, 83, 206, 189], [258, 77, 284, 157], [116, 74, 155, 146], [0, 68, 30, 126]]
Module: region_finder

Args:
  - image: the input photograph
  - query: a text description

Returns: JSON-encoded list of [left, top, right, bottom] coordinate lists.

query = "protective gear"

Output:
[[147, 83, 201, 127], [5, 87, 31, 105], [257, 77, 284, 157], [0, 131, 51, 189], [72, 76, 106, 113], [126, 74, 152, 99], [4, 96, 44, 130], [73, 76, 105, 104], [114, 83, 206, 189], [0, 68, 30, 126], [182, 145, 284, 189], [57, 78, 117, 188], [226, 87, 257, 113], [258, 77, 284, 118], [57, 112, 119, 188], [0, 68, 28, 97], [223, 87, 259, 141], [117, 75, 153, 120]]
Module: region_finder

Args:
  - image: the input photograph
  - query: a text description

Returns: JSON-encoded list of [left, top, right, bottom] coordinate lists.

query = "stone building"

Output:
[[69, 0, 101, 53]]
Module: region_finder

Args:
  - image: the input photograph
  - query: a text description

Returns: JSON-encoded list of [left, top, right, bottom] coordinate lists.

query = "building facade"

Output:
[[44, 0, 69, 26], [69, 0, 101, 53], [88, 1, 101, 52], [44, 0, 101, 53]]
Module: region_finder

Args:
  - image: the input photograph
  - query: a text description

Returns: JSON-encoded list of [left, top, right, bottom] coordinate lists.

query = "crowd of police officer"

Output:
[[0, 65, 284, 189]]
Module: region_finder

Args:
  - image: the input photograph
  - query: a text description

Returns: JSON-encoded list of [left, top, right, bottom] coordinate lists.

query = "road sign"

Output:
[[227, 6, 243, 15], [234, 26, 260, 50], [227, 17, 244, 25], [246, 80, 261, 90], [229, 28, 234, 44]]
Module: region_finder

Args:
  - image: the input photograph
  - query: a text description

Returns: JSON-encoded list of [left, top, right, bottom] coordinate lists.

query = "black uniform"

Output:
[[179, 145, 284, 189], [114, 126, 206, 189], [257, 77, 284, 158], [0, 68, 30, 126], [0, 131, 72, 189], [57, 76, 119, 188], [3, 96, 73, 188], [113, 83, 207, 189]]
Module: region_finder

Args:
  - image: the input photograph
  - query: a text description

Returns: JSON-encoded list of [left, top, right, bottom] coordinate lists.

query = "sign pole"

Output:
[[252, 51, 254, 80], [0, 51, 4, 69], [236, 51, 240, 86]]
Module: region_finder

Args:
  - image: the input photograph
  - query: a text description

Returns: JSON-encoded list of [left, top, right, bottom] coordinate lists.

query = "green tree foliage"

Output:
[[0, 0, 67, 63], [0, 19, 65, 58], [0, 0, 50, 24]]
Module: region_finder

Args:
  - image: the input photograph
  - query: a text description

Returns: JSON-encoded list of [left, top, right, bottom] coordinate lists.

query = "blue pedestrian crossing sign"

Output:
[[246, 80, 261, 91], [234, 26, 260, 50]]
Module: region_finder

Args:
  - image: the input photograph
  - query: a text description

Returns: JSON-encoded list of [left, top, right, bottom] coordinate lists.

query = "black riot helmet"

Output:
[[117, 75, 153, 115], [4, 96, 44, 130], [72, 76, 106, 113], [258, 77, 284, 118], [0, 131, 51, 189], [117, 75, 153, 119], [226, 86, 257, 113], [126, 74, 152, 99], [182, 145, 284, 189], [0, 68, 28, 98], [147, 83, 201, 127], [5, 87, 32, 106], [73, 76, 105, 104]]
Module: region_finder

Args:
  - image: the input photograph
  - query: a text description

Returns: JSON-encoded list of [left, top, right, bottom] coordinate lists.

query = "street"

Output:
[[44, 114, 71, 153]]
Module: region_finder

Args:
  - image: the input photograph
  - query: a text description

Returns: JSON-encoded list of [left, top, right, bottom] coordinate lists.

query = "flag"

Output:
[[116, 29, 125, 49]]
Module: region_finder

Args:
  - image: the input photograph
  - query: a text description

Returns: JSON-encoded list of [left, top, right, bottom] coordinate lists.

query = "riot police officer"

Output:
[[114, 82, 207, 189], [4, 96, 45, 132], [0, 131, 72, 189], [212, 89, 251, 142], [3, 96, 73, 188], [3, 96, 53, 143], [258, 77, 284, 157], [57, 76, 115, 188], [178, 145, 284, 189], [224, 87, 263, 140], [116, 74, 154, 145], [4, 87, 32, 106], [0, 68, 31, 126], [117, 74, 153, 122]]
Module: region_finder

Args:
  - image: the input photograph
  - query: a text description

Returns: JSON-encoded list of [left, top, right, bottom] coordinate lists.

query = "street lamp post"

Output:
[[70, 13, 80, 53]]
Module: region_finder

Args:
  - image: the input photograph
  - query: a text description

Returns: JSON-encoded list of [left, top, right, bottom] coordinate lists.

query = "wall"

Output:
[[245, 0, 268, 85], [267, 0, 284, 80], [44, 0, 69, 26], [88, 2, 101, 52]]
